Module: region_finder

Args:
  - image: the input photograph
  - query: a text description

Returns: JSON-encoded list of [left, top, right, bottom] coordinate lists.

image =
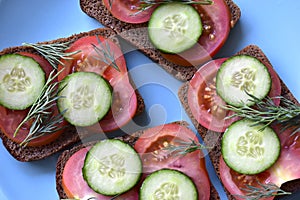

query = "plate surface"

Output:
[[0, 0, 299, 200]]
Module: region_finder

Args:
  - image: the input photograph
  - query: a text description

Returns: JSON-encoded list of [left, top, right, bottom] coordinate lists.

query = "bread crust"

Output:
[[0, 27, 145, 162], [178, 45, 300, 200], [79, 0, 241, 81]]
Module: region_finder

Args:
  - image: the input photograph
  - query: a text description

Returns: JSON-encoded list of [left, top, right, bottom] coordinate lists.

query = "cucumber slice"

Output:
[[221, 119, 280, 175], [140, 169, 198, 200], [148, 3, 202, 54], [83, 139, 142, 196], [216, 55, 271, 107], [57, 71, 112, 127], [0, 54, 45, 110]]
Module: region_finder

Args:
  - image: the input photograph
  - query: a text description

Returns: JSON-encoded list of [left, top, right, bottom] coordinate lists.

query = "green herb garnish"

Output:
[[108, 0, 213, 16], [225, 93, 300, 135], [139, 0, 213, 5], [14, 69, 67, 146], [236, 181, 291, 200], [23, 41, 80, 69], [91, 35, 120, 72], [136, 0, 213, 15], [163, 138, 211, 156]]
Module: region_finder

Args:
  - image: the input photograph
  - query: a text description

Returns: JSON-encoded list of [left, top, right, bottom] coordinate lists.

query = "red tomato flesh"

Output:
[[188, 58, 237, 132], [263, 59, 282, 106], [102, 0, 157, 24], [58, 35, 137, 132], [161, 0, 231, 66], [134, 123, 211, 200], [0, 52, 64, 146], [62, 123, 210, 199], [103, 0, 231, 66], [220, 128, 300, 199], [188, 57, 282, 132], [62, 146, 138, 199]]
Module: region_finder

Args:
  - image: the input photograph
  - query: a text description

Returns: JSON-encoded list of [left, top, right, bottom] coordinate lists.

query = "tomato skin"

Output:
[[0, 52, 64, 146], [103, 0, 232, 66], [263, 60, 281, 106], [161, 0, 231, 66], [62, 123, 210, 199], [219, 157, 274, 200], [19, 52, 53, 75], [57, 35, 137, 132], [188, 58, 238, 132], [134, 123, 210, 200], [220, 127, 300, 199], [188, 56, 282, 132], [102, 0, 157, 24], [267, 127, 300, 186], [62, 146, 138, 199], [0, 107, 64, 147]]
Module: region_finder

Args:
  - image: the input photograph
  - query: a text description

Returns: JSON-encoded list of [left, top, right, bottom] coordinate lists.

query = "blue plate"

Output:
[[0, 0, 299, 200]]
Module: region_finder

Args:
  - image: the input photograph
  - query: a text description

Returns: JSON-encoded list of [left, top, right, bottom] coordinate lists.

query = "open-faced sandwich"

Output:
[[178, 45, 300, 199], [56, 122, 219, 200], [0, 27, 144, 162], [80, 0, 241, 81]]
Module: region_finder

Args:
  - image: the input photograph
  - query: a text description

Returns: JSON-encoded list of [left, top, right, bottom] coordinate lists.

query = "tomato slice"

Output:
[[62, 146, 138, 199], [262, 59, 282, 106], [58, 35, 137, 132], [161, 0, 231, 66], [0, 52, 64, 146], [134, 123, 211, 200], [102, 0, 157, 24], [220, 128, 300, 199], [188, 58, 237, 132], [188, 57, 282, 132], [267, 127, 300, 186], [219, 156, 273, 199], [62, 123, 210, 199]]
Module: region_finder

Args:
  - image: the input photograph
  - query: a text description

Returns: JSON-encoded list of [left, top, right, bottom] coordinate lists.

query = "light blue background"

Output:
[[0, 0, 299, 199]]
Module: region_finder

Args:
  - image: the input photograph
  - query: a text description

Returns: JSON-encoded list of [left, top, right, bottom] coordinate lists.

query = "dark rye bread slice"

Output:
[[56, 121, 220, 200], [0, 27, 145, 162], [178, 45, 300, 200], [79, 0, 241, 81]]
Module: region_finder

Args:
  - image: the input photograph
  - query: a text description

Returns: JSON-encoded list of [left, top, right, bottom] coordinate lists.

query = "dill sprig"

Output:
[[129, 4, 153, 16], [140, 0, 213, 5], [108, 0, 213, 16], [14, 69, 67, 146], [136, 0, 213, 15], [225, 93, 300, 134], [163, 138, 210, 156], [23, 41, 80, 69], [60, 196, 117, 200], [60, 198, 97, 200], [235, 181, 291, 200], [91, 35, 120, 72], [110, 194, 121, 200]]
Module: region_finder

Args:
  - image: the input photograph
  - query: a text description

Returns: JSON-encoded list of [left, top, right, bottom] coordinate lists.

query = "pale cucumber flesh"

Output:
[[57, 71, 112, 127], [140, 169, 198, 200], [0, 54, 45, 110], [82, 139, 142, 196], [148, 3, 202, 54], [221, 119, 280, 174], [216, 55, 271, 107]]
